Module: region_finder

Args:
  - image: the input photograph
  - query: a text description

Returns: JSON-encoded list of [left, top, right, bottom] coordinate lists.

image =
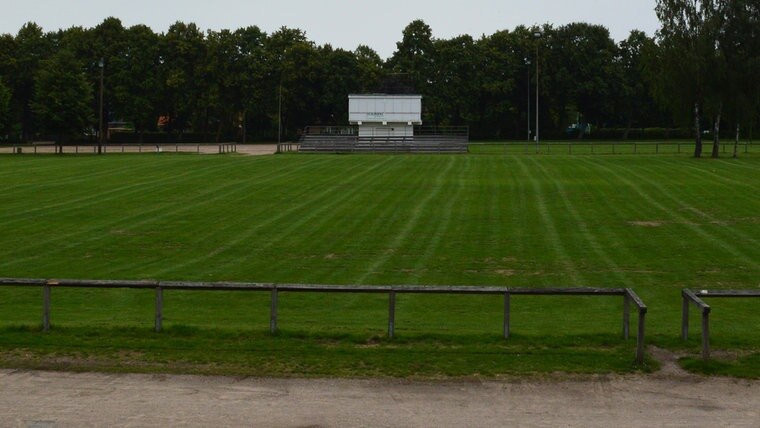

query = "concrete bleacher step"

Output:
[[298, 135, 468, 153]]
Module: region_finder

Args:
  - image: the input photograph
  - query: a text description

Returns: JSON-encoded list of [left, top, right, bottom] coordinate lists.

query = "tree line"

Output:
[[0, 1, 757, 154]]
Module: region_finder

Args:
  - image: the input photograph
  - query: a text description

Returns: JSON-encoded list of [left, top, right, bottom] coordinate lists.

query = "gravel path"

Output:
[[1, 368, 759, 427], [0, 144, 279, 156]]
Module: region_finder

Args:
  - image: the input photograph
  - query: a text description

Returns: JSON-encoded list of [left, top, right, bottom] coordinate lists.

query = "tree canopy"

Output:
[[0, 15, 757, 143]]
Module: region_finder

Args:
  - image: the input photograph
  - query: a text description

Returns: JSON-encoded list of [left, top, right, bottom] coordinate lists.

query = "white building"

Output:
[[348, 94, 422, 138]]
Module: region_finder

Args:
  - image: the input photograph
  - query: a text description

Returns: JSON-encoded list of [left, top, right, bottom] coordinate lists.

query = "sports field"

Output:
[[1, 150, 759, 377]]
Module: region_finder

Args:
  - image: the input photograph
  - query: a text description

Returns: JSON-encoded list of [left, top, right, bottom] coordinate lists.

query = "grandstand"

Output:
[[297, 94, 469, 153]]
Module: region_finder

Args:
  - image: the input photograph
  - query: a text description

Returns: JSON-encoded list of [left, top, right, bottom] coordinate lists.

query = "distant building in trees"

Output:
[[348, 94, 422, 138]]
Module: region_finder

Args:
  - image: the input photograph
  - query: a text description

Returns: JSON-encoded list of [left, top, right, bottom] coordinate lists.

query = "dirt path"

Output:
[[0, 144, 279, 156], [1, 367, 759, 428], [235, 144, 278, 155]]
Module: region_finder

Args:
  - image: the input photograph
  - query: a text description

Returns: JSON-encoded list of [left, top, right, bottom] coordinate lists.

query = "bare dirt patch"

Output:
[[628, 220, 664, 227], [234, 144, 278, 156]]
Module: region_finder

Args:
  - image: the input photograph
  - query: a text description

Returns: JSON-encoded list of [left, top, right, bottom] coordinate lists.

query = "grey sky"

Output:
[[0, 0, 660, 59]]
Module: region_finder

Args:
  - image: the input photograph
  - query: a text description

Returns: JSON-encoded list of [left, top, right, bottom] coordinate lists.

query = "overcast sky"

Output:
[[1, 0, 660, 59]]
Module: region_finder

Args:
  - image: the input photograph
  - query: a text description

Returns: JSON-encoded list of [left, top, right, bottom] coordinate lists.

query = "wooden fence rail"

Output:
[[682, 289, 760, 361], [0, 278, 647, 364]]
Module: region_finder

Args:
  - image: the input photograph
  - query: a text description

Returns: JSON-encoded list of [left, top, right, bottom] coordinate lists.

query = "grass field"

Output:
[[1, 150, 759, 377]]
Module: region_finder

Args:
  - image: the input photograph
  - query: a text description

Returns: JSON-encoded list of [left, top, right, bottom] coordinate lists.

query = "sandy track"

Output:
[[1, 369, 758, 427]]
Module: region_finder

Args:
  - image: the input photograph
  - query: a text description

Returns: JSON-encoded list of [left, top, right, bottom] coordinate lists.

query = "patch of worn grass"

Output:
[[680, 353, 760, 379]]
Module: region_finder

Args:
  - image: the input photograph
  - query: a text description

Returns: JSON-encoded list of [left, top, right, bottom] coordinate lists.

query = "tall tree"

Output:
[[354, 45, 384, 93], [161, 22, 208, 137], [545, 23, 621, 138], [235, 26, 269, 142], [316, 45, 362, 125], [655, 0, 724, 157], [91, 18, 128, 133], [31, 49, 93, 143], [206, 29, 246, 141], [717, 0, 760, 153], [111, 24, 162, 142], [428, 35, 482, 128], [0, 34, 17, 137], [265, 27, 315, 138], [478, 28, 531, 139], [387, 20, 436, 96], [618, 31, 663, 138], [0, 79, 11, 136], [10, 23, 53, 140]]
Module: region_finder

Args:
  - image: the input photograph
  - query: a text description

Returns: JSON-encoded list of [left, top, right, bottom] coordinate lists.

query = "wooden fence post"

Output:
[[636, 308, 646, 364], [388, 291, 396, 339], [270, 287, 278, 334], [154, 286, 163, 332], [42, 283, 51, 332], [623, 292, 630, 340], [702, 308, 710, 361], [681, 293, 689, 340], [503, 292, 511, 339]]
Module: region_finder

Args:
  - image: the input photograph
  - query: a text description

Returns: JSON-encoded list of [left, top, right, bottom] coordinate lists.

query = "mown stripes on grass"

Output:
[[1, 152, 760, 377], [513, 156, 583, 285], [0, 153, 758, 319], [608, 159, 758, 268]]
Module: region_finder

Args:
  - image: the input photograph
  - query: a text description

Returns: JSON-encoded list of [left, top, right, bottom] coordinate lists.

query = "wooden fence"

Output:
[[0, 278, 648, 364], [682, 289, 760, 361]]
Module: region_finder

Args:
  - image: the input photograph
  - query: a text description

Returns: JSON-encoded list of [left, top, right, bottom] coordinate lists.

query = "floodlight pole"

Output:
[[98, 58, 104, 154], [526, 58, 531, 142], [277, 83, 282, 153], [534, 31, 541, 149]]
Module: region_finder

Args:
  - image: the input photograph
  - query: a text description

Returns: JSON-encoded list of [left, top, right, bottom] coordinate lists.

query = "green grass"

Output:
[[1, 151, 759, 377]]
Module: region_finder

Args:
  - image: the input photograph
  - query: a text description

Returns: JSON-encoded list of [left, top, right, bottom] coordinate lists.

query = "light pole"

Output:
[[534, 31, 541, 149], [98, 58, 104, 154], [526, 58, 531, 142], [277, 83, 282, 153]]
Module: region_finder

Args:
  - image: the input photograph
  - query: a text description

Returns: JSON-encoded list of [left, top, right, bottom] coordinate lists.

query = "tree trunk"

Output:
[[694, 102, 702, 158], [711, 102, 722, 158], [733, 123, 739, 158]]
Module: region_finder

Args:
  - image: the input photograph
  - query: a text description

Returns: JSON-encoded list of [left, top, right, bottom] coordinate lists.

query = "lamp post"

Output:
[[277, 83, 282, 153], [534, 31, 541, 149], [98, 58, 104, 154], [526, 58, 531, 142]]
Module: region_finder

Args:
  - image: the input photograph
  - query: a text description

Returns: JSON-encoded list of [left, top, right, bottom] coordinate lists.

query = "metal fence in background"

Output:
[[0, 143, 237, 155], [469, 141, 755, 155]]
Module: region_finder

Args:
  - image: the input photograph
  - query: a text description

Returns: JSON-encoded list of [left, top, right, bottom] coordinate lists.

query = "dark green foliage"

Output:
[[30, 49, 93, 142], [653, 0, 760, 156], [0, 14, 757, 143], [0, 79, 10, 134]]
